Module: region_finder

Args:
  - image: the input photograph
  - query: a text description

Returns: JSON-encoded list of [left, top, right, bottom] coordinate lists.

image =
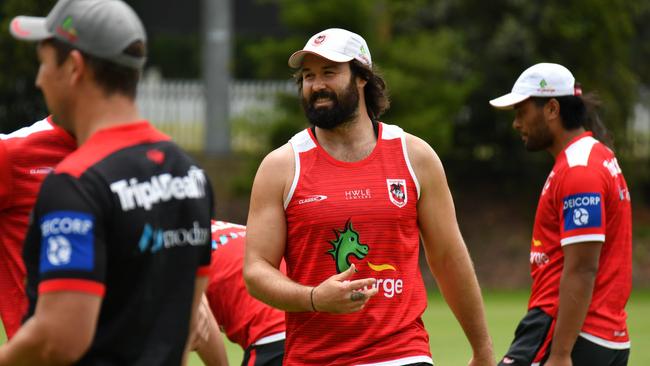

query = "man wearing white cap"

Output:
[[244, 28, 494, 365], [490, 63, 632, 366], [0, 0, 214, 364]]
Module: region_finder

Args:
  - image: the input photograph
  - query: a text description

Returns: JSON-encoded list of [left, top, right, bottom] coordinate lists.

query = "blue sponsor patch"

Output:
[[39, 211, 95, 273], [562, 193, 602, 231]]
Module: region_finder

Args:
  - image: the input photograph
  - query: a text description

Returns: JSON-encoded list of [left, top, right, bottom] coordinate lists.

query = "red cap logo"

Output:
[[313, 34, 326, 46]]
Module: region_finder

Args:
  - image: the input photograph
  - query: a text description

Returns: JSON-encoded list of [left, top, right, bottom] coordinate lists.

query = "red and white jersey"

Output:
[[529, 132, 632, 348], [0, 117, 76, 338], [283, 123, 432, 366], [207, 220, 285, 350]]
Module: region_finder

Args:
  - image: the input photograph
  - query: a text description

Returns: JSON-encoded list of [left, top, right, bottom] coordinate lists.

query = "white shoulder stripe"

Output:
[[381, 123, 403, 140], [289, 129, 316, 153], [0, 118, 52, 140], [561, 234, 605, 246], [565, 136, 598, 167], [285, 130, 314, 209]]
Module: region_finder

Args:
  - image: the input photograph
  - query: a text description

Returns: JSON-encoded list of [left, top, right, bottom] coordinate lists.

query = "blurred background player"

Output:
[[195, 220, 285, 366], [0, 0, 213, 364], [0, 116, 75, 339], [490, 63, 632, 366]]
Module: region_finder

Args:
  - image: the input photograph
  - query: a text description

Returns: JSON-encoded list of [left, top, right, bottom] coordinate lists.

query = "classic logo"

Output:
[[386, 179, 407, 207], [327, 219, 369, 273], [110, 166, 207, 211], [298, 195, 328, 205], [29, 167, 54, 175]]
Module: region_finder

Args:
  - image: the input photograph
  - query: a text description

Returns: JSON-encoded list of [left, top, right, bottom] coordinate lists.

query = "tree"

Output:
[[0, 0, 51, 132]]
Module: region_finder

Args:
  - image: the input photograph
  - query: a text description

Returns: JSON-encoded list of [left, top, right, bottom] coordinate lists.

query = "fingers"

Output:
[[343, 277, 377, 291], [332, 263, 358, 281], [312, 267, 380, 313]]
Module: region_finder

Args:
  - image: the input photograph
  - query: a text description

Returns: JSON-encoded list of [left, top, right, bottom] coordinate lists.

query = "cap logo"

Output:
[[55, 16, 78, 43], [313, 34, 326, 46], [10, 18, 31, 37], [539, 79, 548, 88]]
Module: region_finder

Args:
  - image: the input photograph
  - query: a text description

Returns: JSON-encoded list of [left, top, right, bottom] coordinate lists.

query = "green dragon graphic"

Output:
[[327, 219, 369, 273]]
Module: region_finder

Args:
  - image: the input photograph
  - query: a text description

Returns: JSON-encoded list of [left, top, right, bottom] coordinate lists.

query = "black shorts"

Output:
[[242, 339, 285, 366], [498, 308, 630, 366]]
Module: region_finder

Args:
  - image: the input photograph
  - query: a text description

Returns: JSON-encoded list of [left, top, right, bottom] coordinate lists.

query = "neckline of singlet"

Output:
[[307, 120, 382, 168]]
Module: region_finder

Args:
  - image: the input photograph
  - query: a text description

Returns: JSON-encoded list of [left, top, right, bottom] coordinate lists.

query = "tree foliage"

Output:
[[0, 0, 51, 132], [242, 0, 650, 166]]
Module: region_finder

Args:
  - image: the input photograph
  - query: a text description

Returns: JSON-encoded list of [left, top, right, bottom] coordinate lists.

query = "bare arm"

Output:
[[244, 145, 376, 313], [0, 292, 101, 365], [193, 295, 228, 366], [407, 135, 494, 366], [545, 242, 601, 366], [182, 276, 210, 366]]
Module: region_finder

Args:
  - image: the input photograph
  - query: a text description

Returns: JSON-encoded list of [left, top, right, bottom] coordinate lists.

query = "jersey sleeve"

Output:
[[556, 166, 607, 246], [0, 140, 13, 210], [32, 173, 107, 296]]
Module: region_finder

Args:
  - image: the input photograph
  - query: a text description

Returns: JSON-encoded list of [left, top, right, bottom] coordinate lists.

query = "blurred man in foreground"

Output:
[[0, 0, 213, 364]]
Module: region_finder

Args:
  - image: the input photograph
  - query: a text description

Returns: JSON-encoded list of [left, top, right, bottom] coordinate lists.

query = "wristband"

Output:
[[310, 286, 318, 312]]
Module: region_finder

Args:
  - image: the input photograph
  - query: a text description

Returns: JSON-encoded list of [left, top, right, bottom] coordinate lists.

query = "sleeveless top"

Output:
[[283, 122, 433, 365]]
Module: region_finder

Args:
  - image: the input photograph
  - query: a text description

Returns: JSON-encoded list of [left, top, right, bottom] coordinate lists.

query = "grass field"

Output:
[[3, 290, 648, 365]]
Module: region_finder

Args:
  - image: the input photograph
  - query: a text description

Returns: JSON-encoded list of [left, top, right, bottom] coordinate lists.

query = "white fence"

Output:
[[136, 75, 295, 151]]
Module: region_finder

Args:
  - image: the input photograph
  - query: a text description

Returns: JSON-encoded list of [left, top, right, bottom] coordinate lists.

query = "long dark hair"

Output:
[[533, 91, 613, 148]]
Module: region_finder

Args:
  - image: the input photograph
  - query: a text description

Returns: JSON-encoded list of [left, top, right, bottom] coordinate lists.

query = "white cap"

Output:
[[489, 63, 581, 109], [288, 28, 371, 68]]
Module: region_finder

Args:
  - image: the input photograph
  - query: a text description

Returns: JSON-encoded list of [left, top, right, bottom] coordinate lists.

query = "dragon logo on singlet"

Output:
[[327, 219, 369, 273]]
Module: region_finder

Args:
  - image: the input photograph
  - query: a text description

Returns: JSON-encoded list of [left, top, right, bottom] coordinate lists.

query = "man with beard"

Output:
[[490, 63, 632, 366], [243, 28, 494, 366]]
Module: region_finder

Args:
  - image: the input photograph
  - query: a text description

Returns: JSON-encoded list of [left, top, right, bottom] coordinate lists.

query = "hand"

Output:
[[544, 354, 572, 366], [311, 263, 378, 313]]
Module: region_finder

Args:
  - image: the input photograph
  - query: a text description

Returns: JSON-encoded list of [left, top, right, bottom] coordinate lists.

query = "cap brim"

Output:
[[288, 50, 354, 68], [489, 93, 530, 110], [10, 16, 51, 41]]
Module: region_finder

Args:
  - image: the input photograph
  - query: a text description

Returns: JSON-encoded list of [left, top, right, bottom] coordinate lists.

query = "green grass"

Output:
[[3, 290, 648, 365]]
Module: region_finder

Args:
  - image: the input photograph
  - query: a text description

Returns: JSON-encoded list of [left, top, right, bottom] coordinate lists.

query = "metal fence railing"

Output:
[[136, 75, 295, 152]]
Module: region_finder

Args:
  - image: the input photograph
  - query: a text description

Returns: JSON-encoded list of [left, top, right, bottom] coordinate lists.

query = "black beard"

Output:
[[525, 117, 554, 152], [302, 81, 359, 130]]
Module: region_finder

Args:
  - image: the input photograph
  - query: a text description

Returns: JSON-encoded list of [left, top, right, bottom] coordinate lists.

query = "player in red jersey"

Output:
[[490, 63, 632, 366], [244, 28, 494, 366], [1, 0, 212, 364], [195, 220, 285, 366], [0, 117, 76, 339]]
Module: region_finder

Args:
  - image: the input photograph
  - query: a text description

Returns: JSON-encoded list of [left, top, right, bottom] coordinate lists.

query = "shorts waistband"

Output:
[[252, 331, 286, 346]]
